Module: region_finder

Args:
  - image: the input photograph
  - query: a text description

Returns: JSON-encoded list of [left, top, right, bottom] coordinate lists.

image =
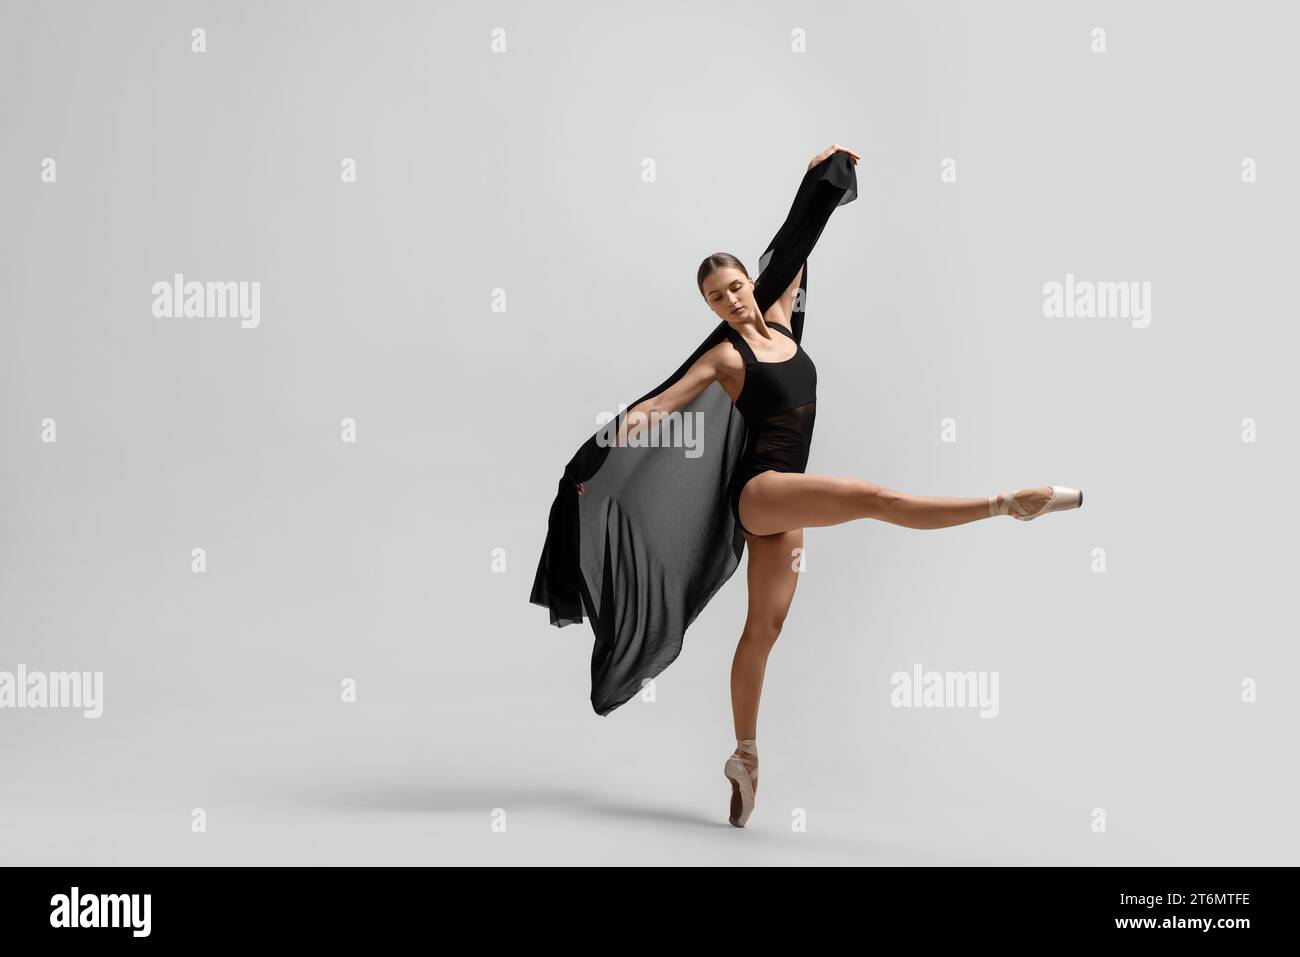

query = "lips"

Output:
[[731, 306, 744, 314]]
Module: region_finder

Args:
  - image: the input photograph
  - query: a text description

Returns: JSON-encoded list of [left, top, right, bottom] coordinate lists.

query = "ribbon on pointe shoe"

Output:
[[988, 490, 1031, 518], [733, 738, 759, 788]]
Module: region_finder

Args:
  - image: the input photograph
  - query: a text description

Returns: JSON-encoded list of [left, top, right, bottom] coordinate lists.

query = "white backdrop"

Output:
[[1, 0, 1295, 865]]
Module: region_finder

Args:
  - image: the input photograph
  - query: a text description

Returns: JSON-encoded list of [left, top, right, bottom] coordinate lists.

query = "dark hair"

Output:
[[696, 252, 749, 297]]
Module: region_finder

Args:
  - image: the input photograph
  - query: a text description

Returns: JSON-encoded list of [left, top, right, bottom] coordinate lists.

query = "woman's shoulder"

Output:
[[705, 336, 745, 367]]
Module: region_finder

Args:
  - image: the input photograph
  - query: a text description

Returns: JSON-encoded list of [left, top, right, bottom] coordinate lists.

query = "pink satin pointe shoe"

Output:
[[724, 739, 759, 828], [989, 486, 1083, 521]]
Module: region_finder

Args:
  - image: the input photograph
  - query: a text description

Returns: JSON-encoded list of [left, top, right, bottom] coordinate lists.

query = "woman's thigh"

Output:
[[739, 471, 887, 537], [743, 526, 805, 636]]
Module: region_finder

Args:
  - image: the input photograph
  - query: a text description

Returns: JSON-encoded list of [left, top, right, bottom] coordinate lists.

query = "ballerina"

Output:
[[533, 144, 1082, 828]]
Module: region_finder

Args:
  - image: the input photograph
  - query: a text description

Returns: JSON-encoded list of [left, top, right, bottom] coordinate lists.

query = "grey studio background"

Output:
[[2, 0, 1296, 866]]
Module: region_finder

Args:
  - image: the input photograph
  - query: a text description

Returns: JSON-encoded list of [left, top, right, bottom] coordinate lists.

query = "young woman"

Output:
[[532, 144, 1082, 828]]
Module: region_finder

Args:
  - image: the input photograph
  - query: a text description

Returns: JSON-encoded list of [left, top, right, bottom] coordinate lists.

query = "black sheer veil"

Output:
[[531, 152, 859, 715]]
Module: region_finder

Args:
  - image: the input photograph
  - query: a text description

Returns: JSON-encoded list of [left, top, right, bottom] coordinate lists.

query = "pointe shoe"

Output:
[[723, 741, 759, 828], [989, 486, 1083, 521]]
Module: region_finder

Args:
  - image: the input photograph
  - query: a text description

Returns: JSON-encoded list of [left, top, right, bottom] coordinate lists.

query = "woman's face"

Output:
[[701, 266, 757, 323]]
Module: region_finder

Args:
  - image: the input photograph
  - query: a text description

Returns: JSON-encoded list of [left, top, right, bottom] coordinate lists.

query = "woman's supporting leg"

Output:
[[737, 472, 1053, 538], [731, 527, 803, 741]]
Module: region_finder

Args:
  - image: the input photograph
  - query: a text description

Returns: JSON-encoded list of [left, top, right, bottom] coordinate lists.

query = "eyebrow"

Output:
[[707, 280, 742, 297]]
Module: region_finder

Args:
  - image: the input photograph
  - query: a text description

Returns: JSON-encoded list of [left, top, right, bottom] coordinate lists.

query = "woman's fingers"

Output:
[[810, 144, 862, 168]]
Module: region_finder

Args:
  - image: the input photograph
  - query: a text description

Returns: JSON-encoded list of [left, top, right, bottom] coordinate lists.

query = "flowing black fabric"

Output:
[[530, 152, 858, 715]]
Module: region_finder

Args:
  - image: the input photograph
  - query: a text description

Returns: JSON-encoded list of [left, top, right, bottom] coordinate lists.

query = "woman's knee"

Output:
[[742, 613, 786, 649], [853, 479, 897, 519]]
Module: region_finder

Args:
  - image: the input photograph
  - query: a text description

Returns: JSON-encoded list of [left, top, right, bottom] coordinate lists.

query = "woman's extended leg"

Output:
[[731, 527, 803, 741], [737, 472, 1055, 538]]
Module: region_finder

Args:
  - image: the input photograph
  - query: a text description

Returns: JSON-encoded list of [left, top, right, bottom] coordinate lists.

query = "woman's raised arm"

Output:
[[751, 146, 860, 343]]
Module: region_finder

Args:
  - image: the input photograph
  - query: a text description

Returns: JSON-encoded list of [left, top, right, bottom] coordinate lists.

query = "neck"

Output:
[[726, 313, 770, 335]]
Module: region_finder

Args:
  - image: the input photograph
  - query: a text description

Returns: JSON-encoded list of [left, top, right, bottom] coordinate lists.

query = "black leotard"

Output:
[[724, 321, 817, 535]]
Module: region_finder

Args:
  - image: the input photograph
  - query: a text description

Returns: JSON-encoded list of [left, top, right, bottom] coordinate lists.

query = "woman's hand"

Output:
[[576, 482, 585, 496], [808, 143, 861, 170]]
